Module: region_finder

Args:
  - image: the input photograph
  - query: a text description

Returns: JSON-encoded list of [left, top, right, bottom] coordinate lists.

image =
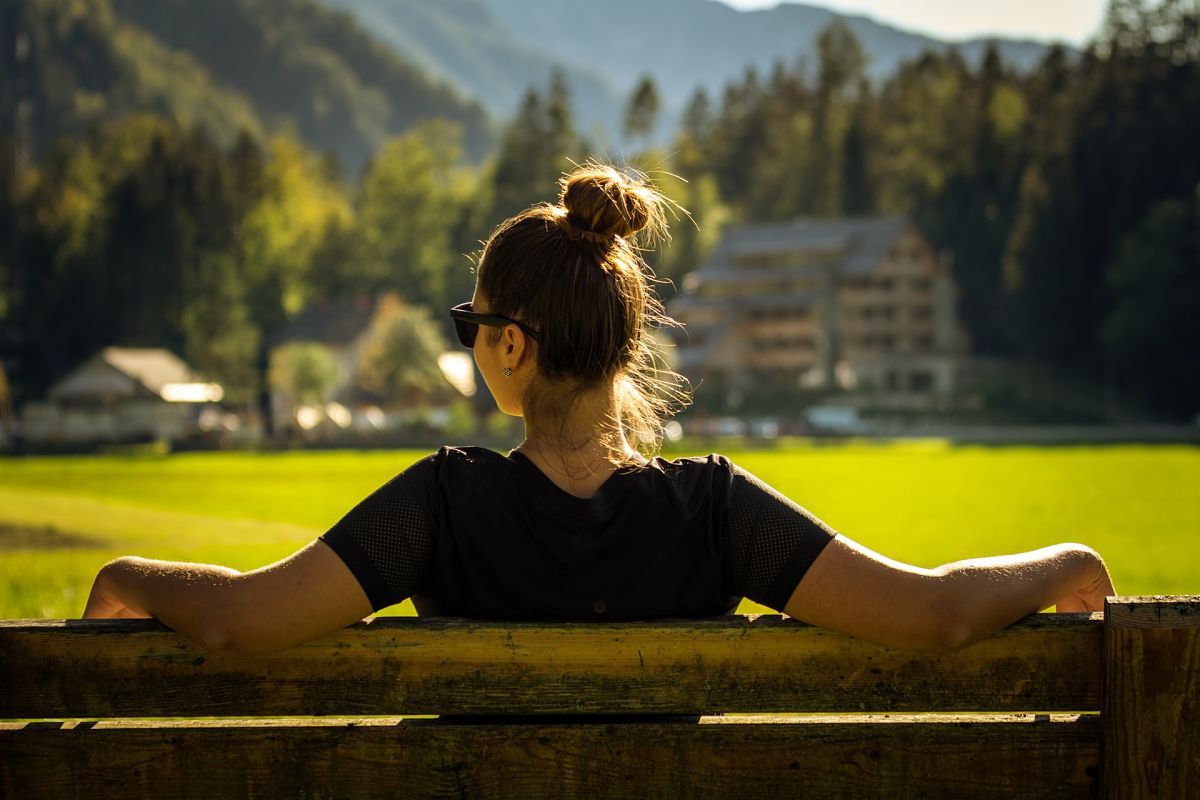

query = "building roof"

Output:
[[699, 216, 909, 277], [269, 295, 380, 348], [48, 347, 198, 402]]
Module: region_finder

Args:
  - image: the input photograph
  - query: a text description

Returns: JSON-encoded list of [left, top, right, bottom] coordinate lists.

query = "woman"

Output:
[[84, 164, 1114, 654]]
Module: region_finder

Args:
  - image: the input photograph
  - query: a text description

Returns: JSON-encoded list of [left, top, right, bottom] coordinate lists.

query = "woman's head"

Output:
[[468, 163, 688, 463]]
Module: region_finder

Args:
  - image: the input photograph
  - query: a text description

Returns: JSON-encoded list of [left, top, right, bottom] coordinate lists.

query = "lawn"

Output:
[[0, 442, 1196, 619]]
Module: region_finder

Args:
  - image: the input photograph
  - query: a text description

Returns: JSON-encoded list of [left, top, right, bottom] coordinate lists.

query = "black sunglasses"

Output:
[[449, 302, 541, 349]]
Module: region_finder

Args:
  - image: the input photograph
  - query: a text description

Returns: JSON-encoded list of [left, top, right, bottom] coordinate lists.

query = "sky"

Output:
[[718, 0, 1110, 46]]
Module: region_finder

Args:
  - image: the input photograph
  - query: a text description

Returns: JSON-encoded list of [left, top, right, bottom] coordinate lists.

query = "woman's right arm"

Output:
[[783, 536, 1114, 652]]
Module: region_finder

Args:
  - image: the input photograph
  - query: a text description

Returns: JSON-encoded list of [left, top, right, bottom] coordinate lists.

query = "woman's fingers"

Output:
[[82, 562, 148, 619], [1054, 594, 1088, 612], [1054, 558, 1115, 613]]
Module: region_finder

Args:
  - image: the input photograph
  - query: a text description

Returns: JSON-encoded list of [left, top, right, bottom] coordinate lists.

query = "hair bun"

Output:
[[558, 163, 669, 244]]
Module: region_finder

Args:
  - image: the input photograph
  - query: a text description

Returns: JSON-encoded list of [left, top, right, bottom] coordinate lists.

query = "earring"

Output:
[[502, 367, 513, 377]]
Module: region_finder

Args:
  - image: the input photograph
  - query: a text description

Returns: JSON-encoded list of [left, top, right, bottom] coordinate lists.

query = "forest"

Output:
[[1, 0, 1197, 421]]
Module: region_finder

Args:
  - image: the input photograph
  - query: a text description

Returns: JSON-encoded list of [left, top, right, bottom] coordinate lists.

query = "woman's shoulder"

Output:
[[648, 451, 736, 472], [433, 444, 512, 462], [423, 444, 520, 473], [641, 452, 739, 490]]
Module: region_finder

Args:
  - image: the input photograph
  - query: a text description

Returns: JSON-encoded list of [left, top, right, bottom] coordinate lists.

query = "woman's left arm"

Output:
[[83, 540, 374, 655]]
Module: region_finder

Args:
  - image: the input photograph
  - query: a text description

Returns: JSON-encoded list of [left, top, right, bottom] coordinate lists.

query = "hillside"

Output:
[[322, 0, 622, 136], [480, 0, 1055, 104], [9, 0, 265, 157], [323, 0, 1059, 145], [109, 0, 493, 168], [7, 0, 493, 170]]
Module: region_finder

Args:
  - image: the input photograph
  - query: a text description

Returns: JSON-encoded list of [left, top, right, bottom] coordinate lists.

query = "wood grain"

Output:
[[1102, 596, 1200, 800], [0, 714, 1101, 800], [0, 614, 1103, 718]]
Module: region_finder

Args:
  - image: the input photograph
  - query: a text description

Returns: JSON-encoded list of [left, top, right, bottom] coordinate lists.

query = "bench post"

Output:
[[1102, 596, 1200, 799]]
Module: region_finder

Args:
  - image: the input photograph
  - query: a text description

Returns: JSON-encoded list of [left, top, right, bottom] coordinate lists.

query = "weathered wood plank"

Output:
[[0, 614, 1102, 717], [1102, 596, 1200, 800], [0, 714, 1102, 800]]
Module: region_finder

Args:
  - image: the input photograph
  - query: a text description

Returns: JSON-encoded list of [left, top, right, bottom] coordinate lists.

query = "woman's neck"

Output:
[[515, 386, 645, 480]]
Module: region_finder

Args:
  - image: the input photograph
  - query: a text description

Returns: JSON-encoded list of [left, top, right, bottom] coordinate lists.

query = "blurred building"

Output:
[[22, 347, 226, 445], [267, 293, 474, 436], [668, 216, 966, 407]]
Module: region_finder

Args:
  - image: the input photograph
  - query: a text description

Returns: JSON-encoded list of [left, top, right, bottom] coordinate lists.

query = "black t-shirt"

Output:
[[320, 446, 835, 619]]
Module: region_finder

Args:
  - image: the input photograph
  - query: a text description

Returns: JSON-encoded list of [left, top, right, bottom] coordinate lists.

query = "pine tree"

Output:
[[623, 75, 661, 146]]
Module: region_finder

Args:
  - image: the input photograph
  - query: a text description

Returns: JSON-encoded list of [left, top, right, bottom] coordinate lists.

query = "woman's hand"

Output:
[[1052, 550, 1116, 612], [83, 560, 150, 619]]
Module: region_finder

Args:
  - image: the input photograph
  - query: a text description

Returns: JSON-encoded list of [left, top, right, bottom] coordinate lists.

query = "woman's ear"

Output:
[[502, 324, 529, 369]]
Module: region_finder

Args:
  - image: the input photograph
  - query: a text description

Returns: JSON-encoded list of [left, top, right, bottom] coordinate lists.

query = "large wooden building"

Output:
[[667, 216, 966, 405]]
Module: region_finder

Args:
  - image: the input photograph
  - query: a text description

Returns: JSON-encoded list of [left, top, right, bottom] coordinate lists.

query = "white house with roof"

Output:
[[668, 216, 966, 406], [22, 347, 225, 445]]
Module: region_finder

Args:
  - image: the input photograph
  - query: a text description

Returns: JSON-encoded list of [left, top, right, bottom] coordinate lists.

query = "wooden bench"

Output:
[[2, 596, 1197, 799]]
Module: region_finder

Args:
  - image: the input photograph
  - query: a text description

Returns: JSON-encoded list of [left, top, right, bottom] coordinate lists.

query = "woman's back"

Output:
[[320, 446, 833, 620]]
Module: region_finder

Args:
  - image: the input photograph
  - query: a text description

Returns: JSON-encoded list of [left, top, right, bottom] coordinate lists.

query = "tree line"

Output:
[[1, 0, 1197, 421], [664, 1, 1199, 419]]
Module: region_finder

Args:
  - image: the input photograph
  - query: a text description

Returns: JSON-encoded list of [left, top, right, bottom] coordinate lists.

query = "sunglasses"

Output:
[[450, 302, 541, 349]]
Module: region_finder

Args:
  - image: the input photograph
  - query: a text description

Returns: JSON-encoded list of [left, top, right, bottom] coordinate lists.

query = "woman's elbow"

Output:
[[196, 623, 239, 655], [902, 593, 973, 654], [191, 607, 286, 655], [922, 608, 973, 653], [195, 625, 287, 656]]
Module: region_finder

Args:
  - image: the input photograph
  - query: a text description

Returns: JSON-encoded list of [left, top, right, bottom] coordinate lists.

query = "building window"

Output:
[[911, 279, 932, 292], [911, 306, 933, 321], [910, 371, 935, 392]]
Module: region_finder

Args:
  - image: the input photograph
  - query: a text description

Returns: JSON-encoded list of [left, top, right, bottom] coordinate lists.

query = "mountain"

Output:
[[323, 0, 1063, 144], [108, 0, 493, 169], [322, 0, 622, 139], [8, 0, 493, 170], [479, 0, 1056, 104], [9, 0, 266, 158]]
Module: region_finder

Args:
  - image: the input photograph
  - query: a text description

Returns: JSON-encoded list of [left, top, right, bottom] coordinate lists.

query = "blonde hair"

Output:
[[476, 163, 690, 469]]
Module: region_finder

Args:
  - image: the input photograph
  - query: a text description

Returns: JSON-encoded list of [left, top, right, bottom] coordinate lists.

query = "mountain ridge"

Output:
[[9, 0, 493, 170], [325, 0, 1065, 145]]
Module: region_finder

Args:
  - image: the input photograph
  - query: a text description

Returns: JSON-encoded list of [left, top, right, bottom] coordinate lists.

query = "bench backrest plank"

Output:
[[2, 715, 1101, 800], [0, 613, 1102, 717], [4, 599, 1199, 799]]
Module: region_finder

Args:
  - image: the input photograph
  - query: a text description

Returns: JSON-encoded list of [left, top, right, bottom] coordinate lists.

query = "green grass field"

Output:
[[1, 442, 1197, 619]]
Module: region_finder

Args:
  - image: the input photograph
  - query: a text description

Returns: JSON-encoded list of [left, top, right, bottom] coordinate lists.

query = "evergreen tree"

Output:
[[840, 85, 875, 215], [812, 20, 867, 215], [623, 75, 661, 145], [489, 72, 585, 222], [1103, 189, 1200, 418]]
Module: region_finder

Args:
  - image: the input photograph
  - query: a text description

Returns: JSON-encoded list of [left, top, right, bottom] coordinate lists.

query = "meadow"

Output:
[[0, 441, 1197, 619]]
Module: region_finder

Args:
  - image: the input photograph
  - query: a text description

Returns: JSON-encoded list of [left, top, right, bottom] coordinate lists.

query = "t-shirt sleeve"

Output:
[[319, 452, 439, 611], [726, 462, 836, 612]]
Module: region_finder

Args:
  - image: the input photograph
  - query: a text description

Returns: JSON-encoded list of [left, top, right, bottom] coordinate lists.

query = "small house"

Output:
[[22, 347, 223, 445]]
